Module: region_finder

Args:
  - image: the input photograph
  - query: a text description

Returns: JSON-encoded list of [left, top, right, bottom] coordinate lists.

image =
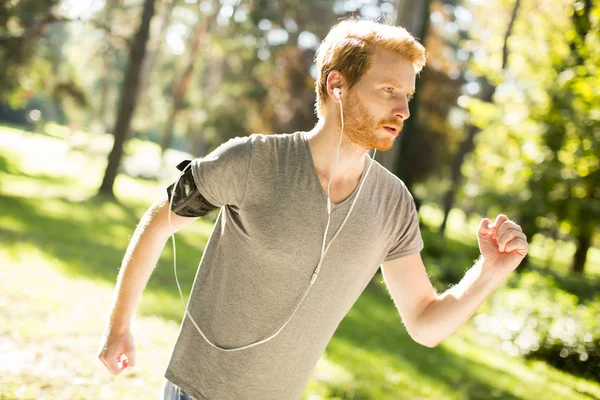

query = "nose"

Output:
[[393, 98, 410, 121]]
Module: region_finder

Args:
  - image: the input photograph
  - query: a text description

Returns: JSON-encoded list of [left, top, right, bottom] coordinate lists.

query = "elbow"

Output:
[[419, 338, 439, 348], [411, 299, 441, 348], [411, 333, 438, 348], [412, 334, 439, 348], [409, 326, 440, 348]]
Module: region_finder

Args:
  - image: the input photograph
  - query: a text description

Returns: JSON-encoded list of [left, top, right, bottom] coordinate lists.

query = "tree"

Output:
[[98, 0, 156, 197], [96, 0, 121, 134], [0, 0, 63, 106], [137, 0, 178, 103], [159, 0, 218, 157]]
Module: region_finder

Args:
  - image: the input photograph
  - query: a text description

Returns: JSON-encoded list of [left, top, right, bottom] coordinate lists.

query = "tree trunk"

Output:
[[98, 43, 113, 134], [97, 0, 118, 134], [160, 102, 179, 153], [159, 3, 217, 156], [136, 0, 177, 101], [98, 0, 156, 198], [188, 57, 226, 156], [571, 227, 591, 274], [568, 0, 593, 275], [188, 120, 207, 157]]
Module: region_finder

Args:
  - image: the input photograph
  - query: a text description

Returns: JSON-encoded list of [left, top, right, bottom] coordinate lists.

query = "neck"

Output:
[[305, 118, 369, 182]]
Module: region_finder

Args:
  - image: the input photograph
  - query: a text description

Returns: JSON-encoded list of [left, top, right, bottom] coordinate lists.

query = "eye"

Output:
[[406, 94, 414, 102], [383, 87, 394, 94]]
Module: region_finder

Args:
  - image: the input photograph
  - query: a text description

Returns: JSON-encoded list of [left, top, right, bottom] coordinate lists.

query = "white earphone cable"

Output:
[[311, 95, 376, 283]]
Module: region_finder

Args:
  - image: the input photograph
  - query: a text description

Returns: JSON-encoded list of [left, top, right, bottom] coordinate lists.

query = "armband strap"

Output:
[[166, 160, 218, 217]]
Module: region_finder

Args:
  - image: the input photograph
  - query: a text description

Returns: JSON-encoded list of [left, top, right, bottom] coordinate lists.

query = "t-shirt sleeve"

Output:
[[384, 185, 424, 262], [190, 135, 253, 208]]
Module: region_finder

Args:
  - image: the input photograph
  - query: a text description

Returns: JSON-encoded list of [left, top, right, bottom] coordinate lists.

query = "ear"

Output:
[[326, 70, 345, 102]]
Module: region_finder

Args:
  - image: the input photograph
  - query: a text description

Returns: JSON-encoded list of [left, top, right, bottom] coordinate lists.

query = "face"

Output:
[[336, 49, 416, 151]]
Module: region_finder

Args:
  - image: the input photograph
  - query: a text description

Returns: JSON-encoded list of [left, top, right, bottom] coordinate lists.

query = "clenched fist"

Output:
[[477, 214, 529, 278], [98, 327, 136, 375]]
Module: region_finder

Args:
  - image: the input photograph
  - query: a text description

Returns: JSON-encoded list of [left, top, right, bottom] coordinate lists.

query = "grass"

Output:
[[1, 125, 599, 399]]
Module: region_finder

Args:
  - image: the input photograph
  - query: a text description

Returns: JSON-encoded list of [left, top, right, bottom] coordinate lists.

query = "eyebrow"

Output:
[[379, 80, 415, 96]]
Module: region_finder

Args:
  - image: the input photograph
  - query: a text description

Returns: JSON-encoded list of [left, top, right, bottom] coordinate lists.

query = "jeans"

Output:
[[163, 379, 196, 400]]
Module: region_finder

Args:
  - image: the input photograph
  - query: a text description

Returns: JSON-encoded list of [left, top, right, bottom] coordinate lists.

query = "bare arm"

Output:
[[107, 193, 196, 330], [381, 253, 503, 348], [98, 193, 197, 374], [414, 257, 504, 347], [381, 215, 528, 348], [416, 215, 529, 347], [381, 252, 438, 347]]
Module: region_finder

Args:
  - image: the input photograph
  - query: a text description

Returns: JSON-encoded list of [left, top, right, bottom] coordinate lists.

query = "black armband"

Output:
[[166, 160, 219, 217]]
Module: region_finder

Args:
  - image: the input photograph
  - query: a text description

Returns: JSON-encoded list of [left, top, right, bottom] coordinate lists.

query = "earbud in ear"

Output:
[[333, 88, 341, 99]]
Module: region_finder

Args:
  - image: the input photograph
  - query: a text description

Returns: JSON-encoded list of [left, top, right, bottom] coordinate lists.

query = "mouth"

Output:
[[383, 125, 399, 136]]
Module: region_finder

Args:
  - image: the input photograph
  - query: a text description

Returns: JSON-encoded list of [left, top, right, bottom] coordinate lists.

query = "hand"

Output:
[[477, 214, 529, 277], [97, 326, 136, 375]]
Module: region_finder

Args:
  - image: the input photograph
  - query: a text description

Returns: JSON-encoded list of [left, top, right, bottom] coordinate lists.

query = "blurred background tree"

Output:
[[0, 0, 86, 125], [99, 0, 156, 197]]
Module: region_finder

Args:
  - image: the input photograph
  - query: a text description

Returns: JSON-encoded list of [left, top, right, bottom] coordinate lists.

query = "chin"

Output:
[[370, 134, 396, 152], [352, 135, 394, 152], [373, 142, 394, 152]]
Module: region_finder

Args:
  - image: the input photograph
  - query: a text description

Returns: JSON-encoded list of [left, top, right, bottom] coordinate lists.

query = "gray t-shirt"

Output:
[[165, 131, 423, 399]]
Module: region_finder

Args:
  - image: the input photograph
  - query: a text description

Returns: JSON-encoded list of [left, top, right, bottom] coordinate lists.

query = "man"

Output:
[[98, 19, 529, 399]]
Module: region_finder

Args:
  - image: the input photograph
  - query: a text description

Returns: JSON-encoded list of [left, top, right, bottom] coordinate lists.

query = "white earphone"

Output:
[[168, 85, 376, 351]]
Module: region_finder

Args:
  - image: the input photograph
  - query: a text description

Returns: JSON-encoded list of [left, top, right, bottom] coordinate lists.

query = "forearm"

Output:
[[416, 257, 506, 347], [106, 200, 171, 333]]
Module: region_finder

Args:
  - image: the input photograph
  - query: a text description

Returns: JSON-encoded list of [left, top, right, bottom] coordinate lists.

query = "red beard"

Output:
[[338, 93, 402, 152]]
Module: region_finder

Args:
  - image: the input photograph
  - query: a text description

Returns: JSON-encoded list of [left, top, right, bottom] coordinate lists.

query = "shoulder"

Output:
[[203, 132, 300, 164], [193, 135, 254, 171], [246, 132, 304, 156], [203, 134, 253, 158], [372, 159, 413, 200], [248, 132, 301, 146]]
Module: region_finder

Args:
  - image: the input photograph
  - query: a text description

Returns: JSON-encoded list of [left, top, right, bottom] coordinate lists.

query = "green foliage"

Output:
[[0, 0, 70, 107], [476, 270, 600, 380]]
